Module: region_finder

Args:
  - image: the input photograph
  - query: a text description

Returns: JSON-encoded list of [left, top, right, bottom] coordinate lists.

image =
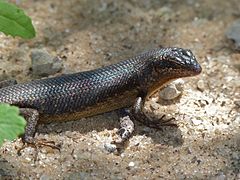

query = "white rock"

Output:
[[191, 118, 202, 125], [128, 161, 135, 167]]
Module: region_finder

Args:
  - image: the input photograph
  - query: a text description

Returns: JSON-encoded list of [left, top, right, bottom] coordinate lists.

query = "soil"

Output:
[[0, 0, 239, 179]]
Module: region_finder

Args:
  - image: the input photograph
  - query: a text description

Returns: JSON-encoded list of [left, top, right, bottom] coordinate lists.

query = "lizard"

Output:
[[0, 47, 202, 146]]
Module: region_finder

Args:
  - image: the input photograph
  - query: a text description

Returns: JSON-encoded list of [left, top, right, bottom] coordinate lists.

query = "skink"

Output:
[[0, 47, 202, 143]]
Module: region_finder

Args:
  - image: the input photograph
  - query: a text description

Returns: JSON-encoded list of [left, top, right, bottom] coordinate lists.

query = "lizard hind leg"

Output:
[[19, 108, 39, 144], [113, 108, 135, 144], [18, 108, 60, 159]]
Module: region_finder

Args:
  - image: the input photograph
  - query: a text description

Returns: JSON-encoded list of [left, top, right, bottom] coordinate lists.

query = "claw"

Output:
[[132, 97, 178, 129], [17, 139, 61, 161], [148, 115, 177, 128]]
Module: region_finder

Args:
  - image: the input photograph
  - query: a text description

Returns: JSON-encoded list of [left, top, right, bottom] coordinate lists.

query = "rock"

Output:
[[197, 79, 205, 91], [30, 49, 63, 77], [104, 143, 117, 153], [128, 161, 135, 167], [226, 19, 240, 49], [150, 101, 160, 110], [39, 174, 51, 180], [213, 172, 226, 180], [159, 79, 184, 100], [174, 79, 185, 91], [191, 118, 202, 126]]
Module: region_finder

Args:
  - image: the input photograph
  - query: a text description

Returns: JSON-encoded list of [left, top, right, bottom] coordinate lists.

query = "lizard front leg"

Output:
[[113, 95, 176, 144], [132, 97, 177, 128]]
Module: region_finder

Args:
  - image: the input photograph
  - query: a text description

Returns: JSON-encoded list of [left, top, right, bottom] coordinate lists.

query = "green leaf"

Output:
[[0, 103, 26, 146], [0, 1, 36, 39]]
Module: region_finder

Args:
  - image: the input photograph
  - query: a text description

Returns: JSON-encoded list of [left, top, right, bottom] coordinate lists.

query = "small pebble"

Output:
[[31, 49, 63, 77], [197, 79, 205, 91], [150, 101, 160, 110], [226, 19, 240, 49], [40, 174, 51, 180], [159, 79, 184, 100], [104, 143, 117, 153], [159, 85, 179, 100], [191, 118, 202, 126], [214, 172, 226, 180], [174, 79, 185, 91], [128, 161, 135, 167], [25, 157, 32, 162], [142, 127, 151, 133], [205, 105, 217, 116]]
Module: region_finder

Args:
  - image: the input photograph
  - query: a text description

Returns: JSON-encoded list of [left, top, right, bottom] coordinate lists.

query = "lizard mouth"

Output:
[[193, 63, 202, 75], [183, 63, 202, 77]]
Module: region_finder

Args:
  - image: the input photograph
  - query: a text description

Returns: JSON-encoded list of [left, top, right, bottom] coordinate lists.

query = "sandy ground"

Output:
[[0, 0, 239, 179]]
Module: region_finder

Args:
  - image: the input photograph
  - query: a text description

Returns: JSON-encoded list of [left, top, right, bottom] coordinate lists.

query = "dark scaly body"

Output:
[[0, 48, 201, 124]]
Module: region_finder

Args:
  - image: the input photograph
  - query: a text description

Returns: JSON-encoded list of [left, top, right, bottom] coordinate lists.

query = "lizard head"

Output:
[[145, 47, 202, 97], [153, 47, 202, 78]]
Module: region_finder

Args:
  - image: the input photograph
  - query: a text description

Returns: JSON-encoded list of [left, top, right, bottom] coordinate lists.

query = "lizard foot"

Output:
[[17, 138, 61, 161], [113, 115, 134, 144], [132, 97, 177, 129], [141, 114, 177, 129]]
